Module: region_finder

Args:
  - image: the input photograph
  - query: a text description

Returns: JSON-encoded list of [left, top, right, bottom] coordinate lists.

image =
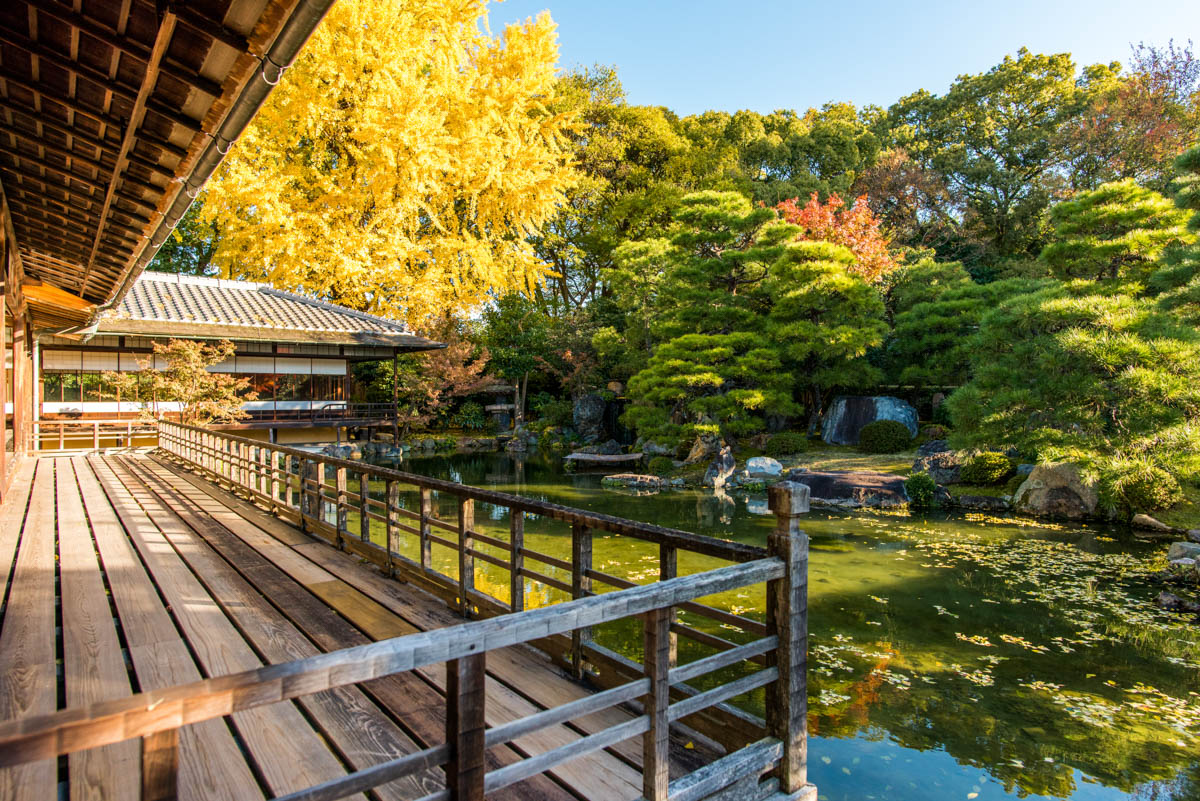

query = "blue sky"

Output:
[[492, 0, 1200, 115]]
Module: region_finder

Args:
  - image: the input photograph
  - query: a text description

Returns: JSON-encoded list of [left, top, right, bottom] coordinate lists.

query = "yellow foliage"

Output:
[[202, 0, 577, 325]]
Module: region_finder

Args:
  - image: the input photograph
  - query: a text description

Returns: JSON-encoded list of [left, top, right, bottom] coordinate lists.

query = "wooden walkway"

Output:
[[0, 453, 696, 801]]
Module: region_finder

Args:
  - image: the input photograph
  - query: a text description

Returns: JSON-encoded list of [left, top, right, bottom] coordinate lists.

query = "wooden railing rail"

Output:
[[0, 557, 811, 801], [155, 421, 788, 752], [33, 418, 158, 451]]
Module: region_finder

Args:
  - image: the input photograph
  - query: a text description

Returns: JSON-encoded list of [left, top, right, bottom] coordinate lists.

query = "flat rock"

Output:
[[916, 439, 951, 457], [1013, 463, 1098, 520], [912, 450, 962, 485], [950, 494, 1012, 512], [784, 469, 908, 508], [1132, 513, 1172, 532], [1167, 542, 1200, 561], [601, 473, 668, 490]]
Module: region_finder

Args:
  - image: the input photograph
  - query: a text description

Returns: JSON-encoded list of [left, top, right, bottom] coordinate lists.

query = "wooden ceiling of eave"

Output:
[[0, 0, 296, 328]]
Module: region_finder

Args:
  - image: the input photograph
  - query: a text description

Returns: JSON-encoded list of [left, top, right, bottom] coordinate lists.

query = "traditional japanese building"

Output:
[[36, 270, 442, 443]]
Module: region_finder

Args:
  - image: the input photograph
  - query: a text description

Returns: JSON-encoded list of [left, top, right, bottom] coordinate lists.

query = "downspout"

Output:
[[93, 0, 336, 318]]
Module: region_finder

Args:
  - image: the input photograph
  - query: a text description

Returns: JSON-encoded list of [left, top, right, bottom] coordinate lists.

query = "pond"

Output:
[[367, 449, 1200, 801]]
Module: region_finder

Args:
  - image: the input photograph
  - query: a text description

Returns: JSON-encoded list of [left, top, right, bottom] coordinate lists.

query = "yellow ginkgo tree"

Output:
[[201, 0, 577, 324]]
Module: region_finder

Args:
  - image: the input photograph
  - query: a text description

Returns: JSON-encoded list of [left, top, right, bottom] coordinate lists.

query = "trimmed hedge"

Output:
[[858, 420, 912, 453], [765, 432, 808, 457], [647, 456, 674, 476], [905, 472, 938, 510], [961, 451, 1015, 485]]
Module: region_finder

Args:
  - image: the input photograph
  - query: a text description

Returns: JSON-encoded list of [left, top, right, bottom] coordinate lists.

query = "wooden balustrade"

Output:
[[136, 420, 816, 800], [33, 418, 158, 451]]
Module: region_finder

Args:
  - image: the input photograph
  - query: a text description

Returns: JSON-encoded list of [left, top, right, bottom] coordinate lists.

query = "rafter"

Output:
[[0, 143, 108, 192], [0, 164, 158, 216], [4, 180, 152, 230], [0, 68, 126, 133], [82, 8, 177, 294]]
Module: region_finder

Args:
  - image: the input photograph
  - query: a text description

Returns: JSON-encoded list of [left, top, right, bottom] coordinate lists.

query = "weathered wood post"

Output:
[[642, 604, 671, 801], [445, 653, 487, 800], [386, 480, 400, 576], [659, 543, 678, 669], [458, 497, 475, 617], [419, 487, 433, 573], [141, 729, 178, 801], [359, 471, 371, 543], [766, 480, 813, 797], [335, 466, 348, 547], [571, 521, 593, 679], [509, 510, 525, 613]]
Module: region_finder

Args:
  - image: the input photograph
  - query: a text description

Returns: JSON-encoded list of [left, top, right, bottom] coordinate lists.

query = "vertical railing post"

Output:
[[300, 459, 316, 532], [285, 454, 295, 511], [270, 450, 281, 507], [386, 480, 399, 576], [458, 497, 475, 617], [92, 420, 99, 450], [509, 510, 524, 613], [359, 470, 371, 543], [445, 653, 486, 801], [767, 480, 811, 796], [659, 543, 678, 669], [141, 728, 179, 801], [571, 521, 593, 679], [419, 487, 433, 573], [642, 605, 671, 801], [335, 466, 348, 546]]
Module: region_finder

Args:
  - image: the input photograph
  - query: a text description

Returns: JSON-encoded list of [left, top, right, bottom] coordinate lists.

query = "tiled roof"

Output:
[[95, 272, 442, 349]]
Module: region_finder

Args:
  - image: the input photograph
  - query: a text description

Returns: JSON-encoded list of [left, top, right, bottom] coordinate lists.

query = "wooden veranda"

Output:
[[0, 426, 816, 801]]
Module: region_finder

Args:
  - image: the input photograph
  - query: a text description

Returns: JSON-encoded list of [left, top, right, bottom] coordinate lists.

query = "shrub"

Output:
[[920, 424, 948, 441], [451, 401, 487, 431], [1100, 461, 1183, 517], [931, 403, 953, 427], [647, 456, 674, 476], [905, 472, 937, 510], [961, 451, 1015, 485], [765, 432, 808, 457], [858, 420, 912, 454], [1005, 473, 1027, 496]]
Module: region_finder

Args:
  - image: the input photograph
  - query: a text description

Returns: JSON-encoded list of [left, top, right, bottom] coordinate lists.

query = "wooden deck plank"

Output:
[[0, 459, 35, 611], [56, 458, 140, 801], [129, 456, 573, 801], [0, 460, 57, 801], [146, 454, 646, 801], [86, 454, 364, 801], [105, 455, 437, 801], [72, 457, 262, 801]]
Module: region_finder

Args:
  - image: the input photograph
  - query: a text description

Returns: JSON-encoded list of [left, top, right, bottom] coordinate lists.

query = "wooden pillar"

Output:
[[391, 349, 400, 443], [445, 654, 486, 801], [300, 459, 316, 531], [419, 487, 432, 573], [335, 466, 348, 546], [659, 543, 678, 669], [386, 480, 399, 575], [766, 480, 811, 795], [458, 497, 475, 617], [571, 521, 592, 679], [642, 605, 671, 801], [359, 471, 371, 542], [141, 729, 179, 801], [509, 510, 524, 613]]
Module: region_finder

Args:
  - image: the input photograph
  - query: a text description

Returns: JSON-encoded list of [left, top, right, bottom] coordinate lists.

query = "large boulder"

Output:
[[821, 396, 918, 445], [685, 434, 721, 465], [1168, 542, 1200, 561], [1013, 463, 1098, 520], [573, 393, 608, 443], [784, 469, 909, 508], [703, 446, 737, 489], [912, 450, 962, 485], [745, 456, 783, 478]]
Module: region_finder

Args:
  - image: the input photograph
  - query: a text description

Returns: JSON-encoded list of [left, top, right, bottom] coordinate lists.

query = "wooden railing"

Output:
[[137, 420, 816, 800], [34, 418, 159, 451]]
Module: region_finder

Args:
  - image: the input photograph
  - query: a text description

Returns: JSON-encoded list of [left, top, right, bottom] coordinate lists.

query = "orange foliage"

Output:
[[775, 192, 898, 283]]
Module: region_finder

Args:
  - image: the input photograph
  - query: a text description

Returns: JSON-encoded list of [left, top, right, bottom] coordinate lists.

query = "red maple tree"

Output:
[[775, 192, 897, 284]]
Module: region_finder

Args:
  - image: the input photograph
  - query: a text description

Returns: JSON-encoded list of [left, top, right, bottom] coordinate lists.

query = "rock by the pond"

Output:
[[421, 438, 436, 450], [1132, 514, 1172, 532], [1016, 463, 1035, 476], [573, 393, 607, 443], [784, 469, 909, 508], [912, 450, 962, 485], [916, 439, 951, 457], [601, 473, 669, 490], [950, 494, 1012, 512], [642, 440, 673, 457], [598, 439, 623, 456], [1168, 542, 1200, 561], [685, 434, 721, 465], [1188, 529, 1200, 544], [821, 395, 919, 446], [703, 446, 737, 490], [745, 456, 783, 478], [1013, 463, 1098, 520], [1156, 591, 1200, 614]]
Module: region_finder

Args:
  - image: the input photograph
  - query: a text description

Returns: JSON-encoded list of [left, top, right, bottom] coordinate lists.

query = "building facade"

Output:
[[36, 271, 442, 444]]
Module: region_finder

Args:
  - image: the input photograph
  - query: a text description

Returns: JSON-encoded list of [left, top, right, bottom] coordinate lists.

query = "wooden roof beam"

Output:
[[5, 180, 153, 230], [0, 119, 174, 183], [0, 96, 123, 155], [171, 6, 251, 55], [0, 69, 127, 133], [9, 209, 135, 249], [0, 144, 109, 192], [82, 9, 177, 294], [16, 0, 224, 97]]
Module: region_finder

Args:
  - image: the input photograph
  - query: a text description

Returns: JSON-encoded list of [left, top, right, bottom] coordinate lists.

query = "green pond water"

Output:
[[350, 449, 1200, 801]]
